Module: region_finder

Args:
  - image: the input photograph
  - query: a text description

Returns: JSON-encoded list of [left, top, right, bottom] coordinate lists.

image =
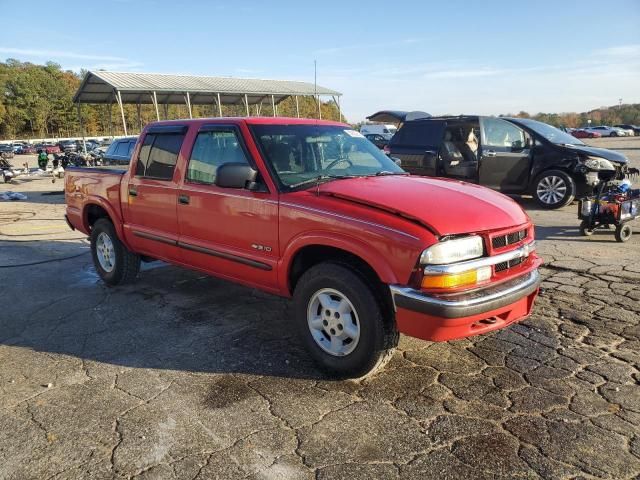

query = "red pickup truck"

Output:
[[65, 117, 541, 378]]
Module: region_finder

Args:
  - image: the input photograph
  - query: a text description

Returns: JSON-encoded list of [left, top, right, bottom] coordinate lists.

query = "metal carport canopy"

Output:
[[73, 71, 341, 106]]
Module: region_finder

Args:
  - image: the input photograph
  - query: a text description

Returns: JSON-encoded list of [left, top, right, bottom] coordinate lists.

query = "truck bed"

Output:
[[65, 166, 126, 234]]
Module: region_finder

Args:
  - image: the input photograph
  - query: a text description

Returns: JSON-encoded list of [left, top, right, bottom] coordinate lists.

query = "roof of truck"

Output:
[[144, 117, 348, 127]]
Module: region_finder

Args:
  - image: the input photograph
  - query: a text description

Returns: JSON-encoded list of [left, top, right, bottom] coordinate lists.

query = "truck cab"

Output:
[[65, 117, 541, 378]]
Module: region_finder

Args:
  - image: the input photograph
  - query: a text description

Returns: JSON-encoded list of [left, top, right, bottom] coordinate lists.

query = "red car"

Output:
[[572, 129, 601, 139], [65, 117, 542, 378], [35, 143, 61, 154]]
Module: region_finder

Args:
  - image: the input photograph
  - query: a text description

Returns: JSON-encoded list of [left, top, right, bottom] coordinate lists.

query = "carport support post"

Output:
[[116, 90, 128, 136], [244, 94, 250, 116], [317, 95, 322, 120], [151, 91, 160, 121], [76, 103, 87, 153], [271, 95, 276, 117], [185, 92, 193, 119], [333, 95, 342, 122], [108, 102, 113, 137], [217, 93, 222, 117], [136, 101, 142, 132], [295, 96, 300, 118]]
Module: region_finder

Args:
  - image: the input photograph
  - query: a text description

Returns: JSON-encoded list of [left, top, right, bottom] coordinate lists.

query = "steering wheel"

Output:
[[324, 157, 353, 171]]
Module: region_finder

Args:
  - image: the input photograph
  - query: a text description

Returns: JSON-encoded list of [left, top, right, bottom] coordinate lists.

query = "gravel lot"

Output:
[[1, 136, 639, 479]]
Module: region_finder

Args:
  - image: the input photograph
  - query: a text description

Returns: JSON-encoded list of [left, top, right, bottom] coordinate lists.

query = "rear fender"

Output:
[[83, 196, 132, 250]]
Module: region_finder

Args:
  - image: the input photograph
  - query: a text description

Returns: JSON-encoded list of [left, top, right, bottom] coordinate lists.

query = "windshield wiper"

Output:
[[372, 171, 409, 176], [288, 174, 356, 190]]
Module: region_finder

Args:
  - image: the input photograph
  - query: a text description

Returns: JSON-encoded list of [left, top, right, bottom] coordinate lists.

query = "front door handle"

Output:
[[485, 150, 497, 157], [178, 194, 190, 205], [128, 187, 137, 197]]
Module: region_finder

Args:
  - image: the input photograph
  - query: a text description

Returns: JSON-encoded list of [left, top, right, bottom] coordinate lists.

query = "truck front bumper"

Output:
[[390, 269, 541, 341]]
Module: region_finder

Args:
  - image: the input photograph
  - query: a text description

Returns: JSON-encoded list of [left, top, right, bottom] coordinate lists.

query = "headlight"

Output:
[[420, 236, 484, 265], [583, 156, 615, 171]]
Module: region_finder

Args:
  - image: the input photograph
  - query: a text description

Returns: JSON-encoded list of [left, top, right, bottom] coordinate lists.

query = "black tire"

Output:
[[610, 131, 618, 137], [293, 262, 398, 379], [90, 218, 140, 286], [579, 220, 594, 236], [615, 224, 632, 243], [533, 170, 576, 209]]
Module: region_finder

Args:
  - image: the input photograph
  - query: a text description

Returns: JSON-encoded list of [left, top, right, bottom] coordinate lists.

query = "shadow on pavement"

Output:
[[0, 239, 330, 381]]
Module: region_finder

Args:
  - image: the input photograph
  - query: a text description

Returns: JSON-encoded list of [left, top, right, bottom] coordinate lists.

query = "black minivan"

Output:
[[378, 113, 630, 209]]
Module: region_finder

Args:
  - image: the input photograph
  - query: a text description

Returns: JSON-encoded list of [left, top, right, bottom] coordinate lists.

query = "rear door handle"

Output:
[[178, 194, 190, 205], [128, 187, 137, 197], [485, 150, 497, 157]]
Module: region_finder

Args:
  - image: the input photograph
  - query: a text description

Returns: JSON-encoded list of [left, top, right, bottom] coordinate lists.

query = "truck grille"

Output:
[[495, 256, 524, 273], [492, 229, 527, 249]]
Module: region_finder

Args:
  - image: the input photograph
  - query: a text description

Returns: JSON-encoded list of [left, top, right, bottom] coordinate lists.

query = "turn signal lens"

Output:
[[422, 266, 492, 289]]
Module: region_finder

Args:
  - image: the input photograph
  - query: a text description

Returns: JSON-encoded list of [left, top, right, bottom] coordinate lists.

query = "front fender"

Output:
[[278, 230, 401, 294]]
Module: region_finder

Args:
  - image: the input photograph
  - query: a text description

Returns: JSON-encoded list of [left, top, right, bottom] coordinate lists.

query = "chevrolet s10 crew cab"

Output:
[[65, 117, 542, 378]]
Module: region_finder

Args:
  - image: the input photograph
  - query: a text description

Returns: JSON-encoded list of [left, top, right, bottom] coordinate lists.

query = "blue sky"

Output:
[[1, 0, 639, 121]]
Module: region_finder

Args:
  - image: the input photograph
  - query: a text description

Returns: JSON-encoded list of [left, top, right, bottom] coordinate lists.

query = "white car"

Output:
[[359, 124, 397, 139], [584, 126, 628, 137], [613, 125, 636, 136]]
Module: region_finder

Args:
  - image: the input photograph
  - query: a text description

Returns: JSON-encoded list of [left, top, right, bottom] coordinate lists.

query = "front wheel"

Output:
[[90, 218, 140, 286], [533, 170, 576, 209], [293, 263, 398, 379], [579, 220, 594, 236], [615, 224, 632, 243]]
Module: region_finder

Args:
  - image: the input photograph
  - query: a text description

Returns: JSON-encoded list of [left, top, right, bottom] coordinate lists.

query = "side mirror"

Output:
[[215, 163, 258, 189]]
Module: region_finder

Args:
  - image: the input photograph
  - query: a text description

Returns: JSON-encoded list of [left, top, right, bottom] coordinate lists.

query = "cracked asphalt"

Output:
[[1, 136, 639, 479]]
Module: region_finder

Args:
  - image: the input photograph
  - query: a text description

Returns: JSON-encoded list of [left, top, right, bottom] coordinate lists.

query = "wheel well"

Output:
[[288, 245, 394, 316], [85, 204, 111, 231]]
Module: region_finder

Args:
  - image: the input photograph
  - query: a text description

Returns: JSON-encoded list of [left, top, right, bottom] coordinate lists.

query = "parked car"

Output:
[[102, 137, 138, 165], [572, 129, 601, 139], [58, 139, 78, 153], [377, 113, 631, 209], [360, 124, 397, 139], [0, 144, 15, 159], [583, 126, 627, 137], [17, 144, 36, 154], [364, 133, 390, 149], [35, 143, 61, 154], [65, 117, 542, 378], [613, 124, 638, 136]]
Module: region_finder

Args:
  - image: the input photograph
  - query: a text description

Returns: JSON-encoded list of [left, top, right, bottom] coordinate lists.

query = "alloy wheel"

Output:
[[536, 175, 567, 205], [96, 232, 116, 272], [307, 288, 360, 356]]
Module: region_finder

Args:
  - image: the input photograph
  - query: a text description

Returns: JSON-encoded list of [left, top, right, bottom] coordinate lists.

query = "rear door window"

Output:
[[135, 132, 185, 180]]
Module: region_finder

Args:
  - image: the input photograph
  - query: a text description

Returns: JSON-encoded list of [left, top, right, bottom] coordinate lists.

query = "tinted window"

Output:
[[127, 141, 136, 156], [186, 130, 249, 184], [394, 122, 441, 146], [105, 142, 117, 156], [135, 133, 185, 180], [114, 141, 128, 156]]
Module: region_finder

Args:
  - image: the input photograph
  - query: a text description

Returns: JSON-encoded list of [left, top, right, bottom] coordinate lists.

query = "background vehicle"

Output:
[[65, 117, 541, 378], [102, 137, 137, 165], [572, 129, 601, 139], [584, 126, 627, 137], [0, 144, 15, 159], [35, 143, 61, 154], [364, 133, 390, 149], [382, 114, 630, 209], [58, 139, 78, 153], [613, 124, 637, 136], [19, 144, 37, 154], [359, 124, 397, 139]]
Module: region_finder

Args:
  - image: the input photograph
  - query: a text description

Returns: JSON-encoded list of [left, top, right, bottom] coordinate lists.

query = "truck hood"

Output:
[[317, 175, 529, 236], [562, 144, 628, 164]]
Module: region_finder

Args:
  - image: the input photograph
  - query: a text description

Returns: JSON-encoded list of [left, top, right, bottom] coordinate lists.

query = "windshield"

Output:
[[250, 125, 404, 189], [512, 118, 585, 145]]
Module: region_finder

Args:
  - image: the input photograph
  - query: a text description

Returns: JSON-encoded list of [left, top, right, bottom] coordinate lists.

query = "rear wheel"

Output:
[[615, 224, 632, 243], [293, 262, 398, 379], [534, 170, 576, 209], [610, 131, 618, 137], [90, 218, 140, 286]]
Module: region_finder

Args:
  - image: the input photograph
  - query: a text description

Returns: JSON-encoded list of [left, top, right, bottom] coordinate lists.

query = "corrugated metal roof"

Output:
[[74, 71, 341, 104]]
